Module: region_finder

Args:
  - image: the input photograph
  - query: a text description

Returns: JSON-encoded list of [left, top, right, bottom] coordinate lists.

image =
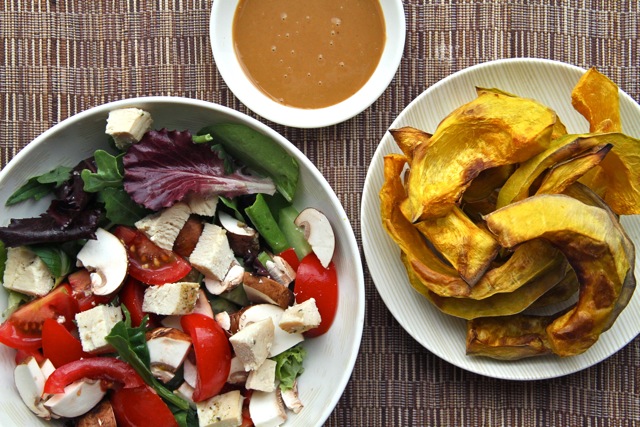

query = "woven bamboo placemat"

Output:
[[1, 1, 639, 425]]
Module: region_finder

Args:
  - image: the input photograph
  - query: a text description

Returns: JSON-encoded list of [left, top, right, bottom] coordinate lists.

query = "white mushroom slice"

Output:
[[204, 262, 244, 295], [76, 228, 128, 296], [294, 208, 336, 268], [44, 379, 106, 418], [281, 380, 304, 414], [229, 318, 275, 371], [160, 315, 184, 331], [238, 304, 304, 357], [147, 327, 193, 383], [183, 357, 198, 389], [193, 289, 214, 318], [215, 311, 232, 332], [218, 210, 260, 256], [76, 399, 118, 427], [264, 255, 296, 286], [14, 357, 51, 418], [226, 356, 249, 385], [249, 389, 288, 427], [174, 382, 196, 408]]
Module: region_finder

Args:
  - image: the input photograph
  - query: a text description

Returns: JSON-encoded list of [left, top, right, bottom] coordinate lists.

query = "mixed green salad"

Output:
[[0, 108, 339, 427]]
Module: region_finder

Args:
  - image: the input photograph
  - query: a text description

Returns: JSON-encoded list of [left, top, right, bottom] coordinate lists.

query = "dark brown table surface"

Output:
[[1, 1, 639, 426]]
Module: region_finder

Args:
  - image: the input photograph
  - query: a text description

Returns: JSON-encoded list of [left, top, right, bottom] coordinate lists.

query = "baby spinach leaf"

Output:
[[29, 244, 72, 282], [81, 150, 124, 192]]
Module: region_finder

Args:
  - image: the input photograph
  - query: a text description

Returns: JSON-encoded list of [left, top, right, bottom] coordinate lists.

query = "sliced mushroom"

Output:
[[249, 389, 288, 427], [238, 304, 304, 357], [205, 262, 245, 295], [193, 289, 214, 318], [183, 357, 198, 389], [281, 380, 304, 414], [226, 356, 250, 385], [76, 399, 117, 427], [174, 382, 196, 407], [76, 228, 128, 296], [242, 272, 294, 309], [146, 327, 193, 383], [264, 255, 296, 286], [218, 210, 260, 256], [173, 215, 205, 258], [14, 357, 51, 418], [215, 311, 232, 332], [294, 208, 336, 268], [44, 379, 106, 418]]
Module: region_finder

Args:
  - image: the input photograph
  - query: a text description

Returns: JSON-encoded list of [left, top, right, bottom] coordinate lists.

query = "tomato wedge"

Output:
[[42, 318, 91, 368], [278, 247, 300, 271], [181, 313, 232, 402], [111, 385, 179, 427], [294, 253, 338, 338], [0, 284, 78, 350], [112, 225, 192, 285], [68, 269, 114, 312], [119, 276, 159, 328], [44, 357, 145, 394]]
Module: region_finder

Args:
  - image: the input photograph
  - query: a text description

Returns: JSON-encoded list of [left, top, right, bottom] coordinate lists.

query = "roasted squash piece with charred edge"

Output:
[[402, 90, 558, 221], [485, 194, 635, 357], [571, 67, 622, 133], [380, 153, 470, 296], [389, 126, 432, 164], [415, 207, 500, 286]]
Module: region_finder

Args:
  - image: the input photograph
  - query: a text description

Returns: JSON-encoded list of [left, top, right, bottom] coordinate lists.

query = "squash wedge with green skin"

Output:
[[408, 250, 567, 320], [415, 207, 500, 286], [401, 90, 557, 221], [496, 133, 605, 208], [485, 194, 635, 357], [380, 154, 470, 297]]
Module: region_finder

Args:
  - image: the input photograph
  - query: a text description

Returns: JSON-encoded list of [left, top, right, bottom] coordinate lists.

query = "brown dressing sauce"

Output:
[[233, 0, 386, 109]]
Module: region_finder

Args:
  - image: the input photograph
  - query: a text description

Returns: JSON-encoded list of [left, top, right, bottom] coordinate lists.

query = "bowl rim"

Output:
[[0, 96, 366, 426], [209, 0, 406, 128]]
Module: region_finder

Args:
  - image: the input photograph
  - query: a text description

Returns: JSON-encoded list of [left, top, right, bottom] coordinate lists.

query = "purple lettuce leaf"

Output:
[[0, 159, 102, 247], [122, 129, 276, 211]]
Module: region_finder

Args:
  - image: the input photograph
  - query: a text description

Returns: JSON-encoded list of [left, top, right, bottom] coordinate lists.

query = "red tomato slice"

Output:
[[42, 318, 92, 368], [0, 284, 78, 350], [112, 225, 192, 285], [111, 385, 179, 427], [119, 276, 160, 328], [68, 269, 114, 311], [278, 247, 300, 271], [181, 313, 232, 402], [44, 357, 145, 394], [294, 253, 338, 338]]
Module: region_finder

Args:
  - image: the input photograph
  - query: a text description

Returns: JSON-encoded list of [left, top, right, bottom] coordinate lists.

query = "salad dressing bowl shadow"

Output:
[[0, 97, 365, 427]]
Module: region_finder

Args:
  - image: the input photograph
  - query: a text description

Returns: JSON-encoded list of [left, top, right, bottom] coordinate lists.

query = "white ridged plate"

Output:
[[361, 58, 640, 380]]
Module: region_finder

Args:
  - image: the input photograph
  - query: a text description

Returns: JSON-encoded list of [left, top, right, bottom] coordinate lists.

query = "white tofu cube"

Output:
[[279, 298, 322, 334], [76, 305, 123, 353], [105, 108, 152, 150], [246, 359, 277, 392], [142, 282, 200, 315], [196, 390, 244, 427], [229, 318, 275, 372], [189, 223, 235, 281], [135, 202, 191, 251], [3, 246, 55, 297]]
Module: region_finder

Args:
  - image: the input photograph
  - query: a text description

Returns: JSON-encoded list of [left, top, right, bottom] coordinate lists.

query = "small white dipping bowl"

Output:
[[0, 97, 365, 427], [210, 0, 406, 128]]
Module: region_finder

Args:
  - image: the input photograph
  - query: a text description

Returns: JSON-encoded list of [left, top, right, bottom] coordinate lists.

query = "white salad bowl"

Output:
[[210, 0, 406, 128], [0, 97, 365, 426]]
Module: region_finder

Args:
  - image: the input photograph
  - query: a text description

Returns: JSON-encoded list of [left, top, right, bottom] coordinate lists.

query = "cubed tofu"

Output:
[[196, 390, 244, 427], [246, 359, 277, 392], [142, 282, 200, 315], [186, 193, 219, 217], [229, 318, 275, 371], [76, 305, 123, 353], [135, 202, 191, 250], [3, 246, 55, 297], [105, 108, 152, 150], [279, 298, 322, 334], [190, 223, 235, 281]]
